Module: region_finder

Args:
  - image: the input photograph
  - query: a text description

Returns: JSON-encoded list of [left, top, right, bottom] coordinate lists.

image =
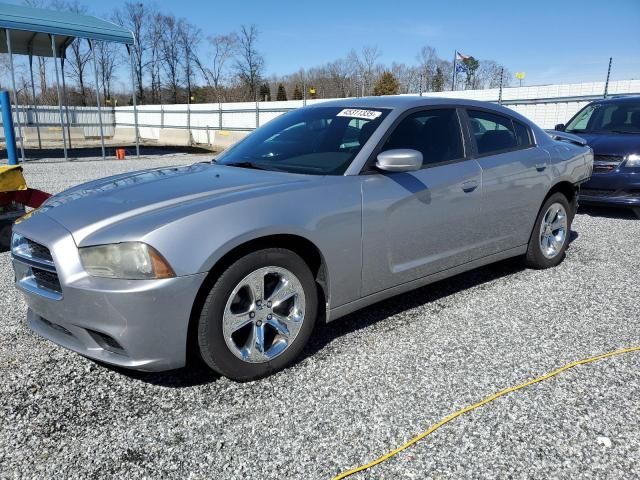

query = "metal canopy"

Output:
[[0, 3, 134, 57]]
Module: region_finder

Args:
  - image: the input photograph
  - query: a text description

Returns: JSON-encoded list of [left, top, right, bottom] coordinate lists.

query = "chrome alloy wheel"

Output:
[[222, 266, 306, 363], [539, 202, 568, 259]]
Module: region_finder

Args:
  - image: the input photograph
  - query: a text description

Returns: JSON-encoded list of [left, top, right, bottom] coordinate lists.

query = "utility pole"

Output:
[[604, 57, 613, 98]]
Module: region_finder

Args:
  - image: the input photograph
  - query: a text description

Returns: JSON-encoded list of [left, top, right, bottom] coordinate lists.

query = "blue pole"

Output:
[[1, 91, 18, 165]]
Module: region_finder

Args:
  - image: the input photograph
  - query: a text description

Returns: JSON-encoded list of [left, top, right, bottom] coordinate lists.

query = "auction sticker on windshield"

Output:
[[337, 109, 383, 120]]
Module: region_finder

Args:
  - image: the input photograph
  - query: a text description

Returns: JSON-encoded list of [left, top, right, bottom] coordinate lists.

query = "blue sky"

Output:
[[31, 0, 640, 85]]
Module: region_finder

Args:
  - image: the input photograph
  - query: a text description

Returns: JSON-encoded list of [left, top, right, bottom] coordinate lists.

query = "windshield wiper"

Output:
[[610, 130, 640, 134], [224, 161, 270, 171]]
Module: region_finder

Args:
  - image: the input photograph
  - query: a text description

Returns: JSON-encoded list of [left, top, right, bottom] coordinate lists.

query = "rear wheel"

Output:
[[525, 193, 572, 269], [197, 248, 318, 381], [633, 207, 640, 219]]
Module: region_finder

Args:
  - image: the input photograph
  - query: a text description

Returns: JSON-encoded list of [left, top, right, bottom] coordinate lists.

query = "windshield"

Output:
[[566, 101, 640, 134], [216, 107, 390, 175]]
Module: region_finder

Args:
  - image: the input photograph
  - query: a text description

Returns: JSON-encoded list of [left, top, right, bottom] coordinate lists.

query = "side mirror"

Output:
[[554, 123, 565, 131], [376, 149, 423, 173]]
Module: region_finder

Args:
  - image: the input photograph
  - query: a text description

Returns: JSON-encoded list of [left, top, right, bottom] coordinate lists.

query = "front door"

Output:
[[360, 108, 484, 296]]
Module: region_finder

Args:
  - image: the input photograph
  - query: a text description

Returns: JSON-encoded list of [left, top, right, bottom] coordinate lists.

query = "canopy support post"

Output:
[[6, 29, 26, 163], [50, 34, 68, 160], [60, 57, 73, 150], [127, 44, 140, 158], [89, 40, 106, 160], [28, 54, 42, 150]]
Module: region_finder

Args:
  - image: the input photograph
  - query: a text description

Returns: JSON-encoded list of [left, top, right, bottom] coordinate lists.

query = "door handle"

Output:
[[461, 180, 478, 193], [535, 163, 547, 172]]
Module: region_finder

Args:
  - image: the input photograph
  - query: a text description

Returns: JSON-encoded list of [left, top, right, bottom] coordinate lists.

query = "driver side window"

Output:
[[381, 109, 464, 167]]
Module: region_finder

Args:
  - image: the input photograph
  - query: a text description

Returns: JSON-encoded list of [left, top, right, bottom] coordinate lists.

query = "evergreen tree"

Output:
[[259, 82, 271, 101], [462, 56, 480, 89], [292, 84, 303, 100], [373, 71, 400, 96], [432, 67, 445, 92], [276, 83, 288, 101]]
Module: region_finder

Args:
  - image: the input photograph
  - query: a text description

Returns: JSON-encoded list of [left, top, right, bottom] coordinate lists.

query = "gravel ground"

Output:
[[1, 156, 639, 479]]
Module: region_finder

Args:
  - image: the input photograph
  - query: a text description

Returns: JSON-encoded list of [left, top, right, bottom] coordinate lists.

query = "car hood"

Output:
[[575, 132, 640, 157], [35, 163, 312, 242]]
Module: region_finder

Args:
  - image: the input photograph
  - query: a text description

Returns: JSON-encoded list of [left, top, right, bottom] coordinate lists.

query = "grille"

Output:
[[580, 188, 617, 197], [40, 318, 73, 336], [593, 155, 623, 174], [32, 269, 62, 293], [12, 237, 61, 295], [86, 329, 125, 353], [581, 188, 640, 199], [25, 239, 54, 263]]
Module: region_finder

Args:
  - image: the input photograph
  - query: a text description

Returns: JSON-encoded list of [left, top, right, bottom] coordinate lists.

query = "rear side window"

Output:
[[514, 121, 533, 147], [468, 110, 518, 155], [381, 108, 464, 167]]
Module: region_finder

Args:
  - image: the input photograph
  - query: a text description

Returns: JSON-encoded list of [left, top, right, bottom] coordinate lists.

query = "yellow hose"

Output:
[[332, 345, 640, 480]]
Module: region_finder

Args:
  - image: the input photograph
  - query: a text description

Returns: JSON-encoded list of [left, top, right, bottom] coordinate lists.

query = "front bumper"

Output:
[[12, 213, 207, 372], [579, 171, 640, 207]]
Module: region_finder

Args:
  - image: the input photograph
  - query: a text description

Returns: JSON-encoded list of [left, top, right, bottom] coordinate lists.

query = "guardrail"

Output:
[[500, 92, 639, 105]]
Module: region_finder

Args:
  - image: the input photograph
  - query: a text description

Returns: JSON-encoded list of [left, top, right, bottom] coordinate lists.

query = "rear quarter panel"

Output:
[[542, 140, 593, 189]]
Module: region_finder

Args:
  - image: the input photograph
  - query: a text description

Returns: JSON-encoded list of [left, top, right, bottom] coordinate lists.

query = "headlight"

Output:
[[624, 153, 640, 167], [11, 232, 28, 256], [79, 242, 175, 280]]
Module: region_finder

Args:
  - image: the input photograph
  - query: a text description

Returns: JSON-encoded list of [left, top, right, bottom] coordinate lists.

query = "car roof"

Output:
[[588, 95, 640, 105], [308, 95, 526, 117]]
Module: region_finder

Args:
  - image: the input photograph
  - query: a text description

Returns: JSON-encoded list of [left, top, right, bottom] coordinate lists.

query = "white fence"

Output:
[[420, 79, 640, 127], [3, 105, 115, 139], [113, 79, 640, 146], [3, 79, 638, 148]]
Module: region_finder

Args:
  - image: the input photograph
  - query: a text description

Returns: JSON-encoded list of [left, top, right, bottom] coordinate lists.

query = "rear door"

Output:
[[360, 107, 485, 296], [465, 109, 550, 254]]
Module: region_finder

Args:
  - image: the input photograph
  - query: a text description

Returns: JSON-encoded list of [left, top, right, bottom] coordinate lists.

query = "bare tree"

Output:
[[147, 11, 164, 103], [159, 14, 183, 103], [234, 24, 264, 100], [50, 1, 91, 105], [348, 46, 381, 95], [21, 0, 49, 95], [474, 60, 510, 89], [198, 33, 238, 102], [66, 38, 91, 105], [178, 21, 201, 103], [417, 45, 439, 91], [113, 1, 149, 103], [95, 41, 119, 101], [327, 58, 353, 97], [391, 62, 420, 94]]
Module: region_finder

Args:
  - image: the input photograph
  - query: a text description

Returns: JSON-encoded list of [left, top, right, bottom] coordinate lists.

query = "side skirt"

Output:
[[326, 245, 527, 323]]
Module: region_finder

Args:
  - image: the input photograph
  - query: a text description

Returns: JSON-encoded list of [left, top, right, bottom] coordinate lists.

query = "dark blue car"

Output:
[[556, 96, 640, 217]]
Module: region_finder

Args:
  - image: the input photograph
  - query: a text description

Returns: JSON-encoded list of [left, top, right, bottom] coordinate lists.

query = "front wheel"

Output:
[[197, 248, 318, 381], [525, 193, 572, 269]]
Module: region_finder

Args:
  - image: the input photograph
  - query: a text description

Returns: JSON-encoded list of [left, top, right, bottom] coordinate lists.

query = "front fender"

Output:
[[143, 177, 364, 310]]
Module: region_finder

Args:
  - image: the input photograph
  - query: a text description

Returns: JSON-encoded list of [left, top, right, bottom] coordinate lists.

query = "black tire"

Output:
[[633, 207, 640, 219], [525, 192, 572, 269], [197, 248, 318, 381], [0, 224, 12, 252]]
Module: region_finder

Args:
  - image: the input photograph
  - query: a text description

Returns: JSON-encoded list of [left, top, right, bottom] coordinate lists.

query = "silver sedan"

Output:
[[11, 97, 593, 381]]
